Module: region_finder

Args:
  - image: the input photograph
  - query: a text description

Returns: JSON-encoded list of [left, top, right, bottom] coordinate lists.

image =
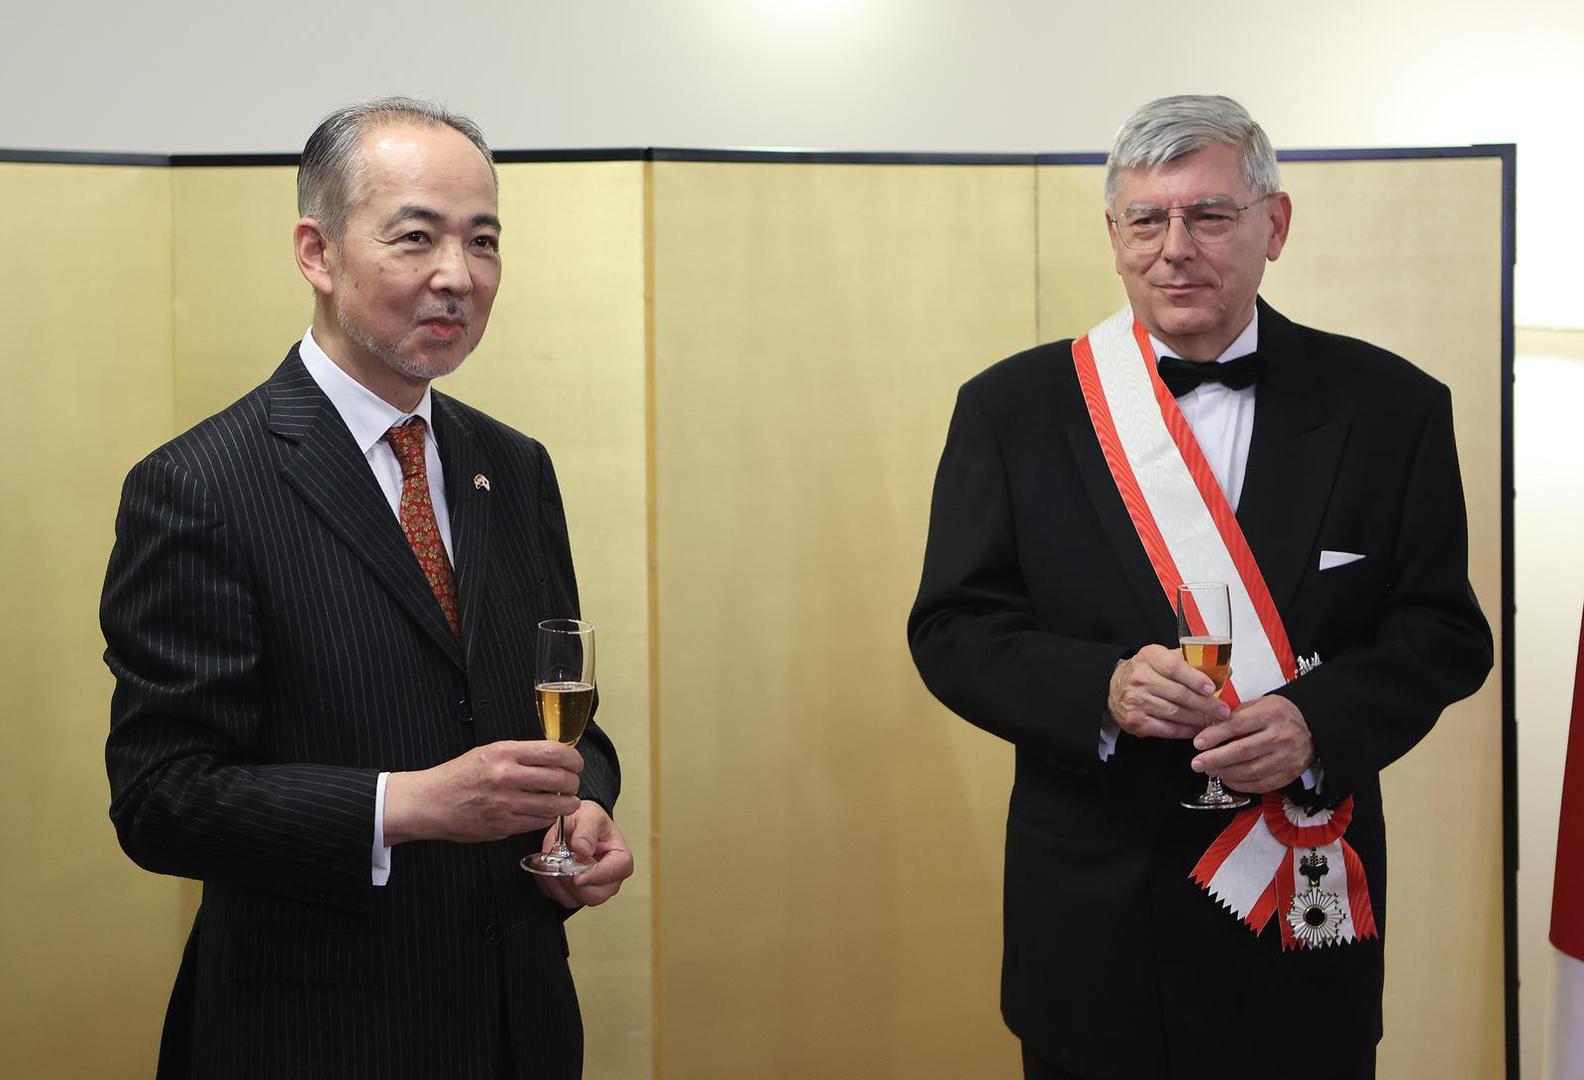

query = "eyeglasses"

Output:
[[1108, 193, 1276, 251]]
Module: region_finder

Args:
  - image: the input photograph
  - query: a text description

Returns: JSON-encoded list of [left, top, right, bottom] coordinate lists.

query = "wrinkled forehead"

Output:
[[1118, 194, 1244, 216], [1111, 142, 1251, 210]]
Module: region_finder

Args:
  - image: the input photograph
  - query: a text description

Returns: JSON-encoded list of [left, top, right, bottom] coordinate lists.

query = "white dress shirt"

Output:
[[1153, 316, 1260, 515], [299, 328, 454, 885]]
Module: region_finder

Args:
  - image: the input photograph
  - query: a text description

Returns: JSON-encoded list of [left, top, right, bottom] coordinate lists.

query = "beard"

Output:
[[335, 297, 472, 384]]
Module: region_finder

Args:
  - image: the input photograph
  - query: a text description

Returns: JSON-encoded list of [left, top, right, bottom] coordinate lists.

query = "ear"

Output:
[[294, 218, 336, 297], [1265, 193, 1293, 262]]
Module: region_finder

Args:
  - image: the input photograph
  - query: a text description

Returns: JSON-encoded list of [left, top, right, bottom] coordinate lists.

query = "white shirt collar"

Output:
[[297, 327, 437, 454], [1149, 308, 1260, 364]]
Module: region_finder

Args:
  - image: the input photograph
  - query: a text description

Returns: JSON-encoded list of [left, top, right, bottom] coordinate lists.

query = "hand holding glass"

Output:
[[521, 619, 597, 877], [1177, 582, 1249, 810]]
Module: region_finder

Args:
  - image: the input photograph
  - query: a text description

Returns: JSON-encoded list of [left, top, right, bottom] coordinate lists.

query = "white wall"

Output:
[[7, 1, 1582, 1075], [4, 0, 1581, 328], [1515, 337, 1584, 1080]]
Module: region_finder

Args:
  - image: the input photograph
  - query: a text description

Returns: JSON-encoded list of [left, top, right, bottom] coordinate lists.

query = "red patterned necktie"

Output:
[[384, 417, 461, 637]]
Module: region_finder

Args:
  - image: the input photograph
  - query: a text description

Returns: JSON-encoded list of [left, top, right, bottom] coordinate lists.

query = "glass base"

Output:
[[521, 850, 595, 878], [1181, 776, 1250, 810]]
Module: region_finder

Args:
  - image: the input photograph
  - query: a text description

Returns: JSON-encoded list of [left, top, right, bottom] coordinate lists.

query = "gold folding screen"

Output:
[[168, 160, 657, 1080], [650, 161, 1036, 1076], [1, 148, 1509, 1079], [0, 162, 180, 1078], [1276, 158, 1506, 1076]]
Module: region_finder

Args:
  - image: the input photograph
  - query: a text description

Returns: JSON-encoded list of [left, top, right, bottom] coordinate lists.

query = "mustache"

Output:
[[414, 299, 465, 324]]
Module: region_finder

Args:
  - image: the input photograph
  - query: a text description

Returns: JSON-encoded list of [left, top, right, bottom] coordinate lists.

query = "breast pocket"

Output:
[[1306, 546, 1389, 645], [1318, 549, 1367, 572], [1314, 547, 1383, 590], [493, 579, 550, 632]]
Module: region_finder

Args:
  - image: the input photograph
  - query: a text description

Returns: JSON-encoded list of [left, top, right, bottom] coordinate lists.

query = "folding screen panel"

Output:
[[449, 162, 653, 1079], [1269, 155, 1508, 1078], [1035, 154, 1508, 1078], [168, 159, 655, 1080], [649, 159, 1036, 1078], [0, 162, 179, 1077]]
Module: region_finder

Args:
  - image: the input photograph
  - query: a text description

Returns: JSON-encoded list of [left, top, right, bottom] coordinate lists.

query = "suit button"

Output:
[[455, 697, 473, 724], [483, 923, 501, 945]]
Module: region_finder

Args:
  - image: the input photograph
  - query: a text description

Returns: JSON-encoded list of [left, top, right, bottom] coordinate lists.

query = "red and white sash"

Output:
[[1072, 306, 1377, 949]]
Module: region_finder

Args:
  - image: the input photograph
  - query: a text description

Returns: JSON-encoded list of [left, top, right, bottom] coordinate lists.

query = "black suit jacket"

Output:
[[908, 302, 1491, 1078], [103, 349, 619, 1079]]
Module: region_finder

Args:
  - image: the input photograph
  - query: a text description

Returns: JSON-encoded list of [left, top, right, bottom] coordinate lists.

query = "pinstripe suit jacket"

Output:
[[103, 347, 619, 1079]]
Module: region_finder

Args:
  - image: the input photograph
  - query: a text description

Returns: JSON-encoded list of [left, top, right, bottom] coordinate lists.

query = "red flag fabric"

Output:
[[1550, 607, 1584, 1078], [1553, 606, 1584, 960]]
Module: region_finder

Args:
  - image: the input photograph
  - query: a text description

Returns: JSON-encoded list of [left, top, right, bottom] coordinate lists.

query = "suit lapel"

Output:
[[1063, 416, 1177, 643], [1060, 302, 1350, 637], [432, 393, 492, 667], [267, 351, 466, 670], [1237, 301, 1351, 614]]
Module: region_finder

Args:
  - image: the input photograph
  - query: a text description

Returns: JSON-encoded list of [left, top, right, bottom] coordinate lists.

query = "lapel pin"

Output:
[[473, 473, 491, 492]]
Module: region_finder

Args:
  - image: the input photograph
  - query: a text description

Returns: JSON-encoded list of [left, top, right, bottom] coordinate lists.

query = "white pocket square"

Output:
[[1318, 550, 1366, 571]]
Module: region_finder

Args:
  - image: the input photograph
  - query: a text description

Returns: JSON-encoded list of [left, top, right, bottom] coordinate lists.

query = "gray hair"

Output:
[[297, 96, 497, 242], [1104, 95, 1279, 207]]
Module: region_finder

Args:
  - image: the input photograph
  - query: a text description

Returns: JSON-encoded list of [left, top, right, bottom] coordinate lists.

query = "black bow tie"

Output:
[[1157, 352, 1264, 398]]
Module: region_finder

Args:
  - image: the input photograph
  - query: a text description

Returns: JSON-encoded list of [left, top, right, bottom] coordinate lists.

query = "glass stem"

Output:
[[555, 814, 569, 856], [1206, 775, 1226, 800]]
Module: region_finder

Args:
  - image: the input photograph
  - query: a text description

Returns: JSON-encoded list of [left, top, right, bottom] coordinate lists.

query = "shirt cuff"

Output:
[[1098, 716, 1120, 762], [1300, 762, 1324, 793], [372, 771, 392, 886]]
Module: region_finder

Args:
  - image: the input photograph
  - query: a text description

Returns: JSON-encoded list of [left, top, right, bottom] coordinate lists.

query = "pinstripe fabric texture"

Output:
[[103, 347, 619, 1079]]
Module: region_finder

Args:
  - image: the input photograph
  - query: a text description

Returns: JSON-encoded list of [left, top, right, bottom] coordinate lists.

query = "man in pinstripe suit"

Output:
[[102, 98, 632, 1078]]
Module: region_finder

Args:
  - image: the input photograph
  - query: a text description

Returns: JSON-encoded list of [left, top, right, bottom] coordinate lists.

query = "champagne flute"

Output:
[[521, 619, 598, 877], [1177, 582, 1249, 810]]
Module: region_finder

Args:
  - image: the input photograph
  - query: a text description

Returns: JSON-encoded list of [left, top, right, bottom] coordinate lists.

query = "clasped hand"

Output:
[[383, 740, 635, 907], [533, 800, 635, 910], [1107, 644, 1313, 792]]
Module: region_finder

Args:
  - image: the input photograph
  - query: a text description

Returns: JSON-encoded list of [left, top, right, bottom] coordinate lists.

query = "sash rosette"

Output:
[[1071, 305, 1377, 950], [1190, 793, 1378, 949]]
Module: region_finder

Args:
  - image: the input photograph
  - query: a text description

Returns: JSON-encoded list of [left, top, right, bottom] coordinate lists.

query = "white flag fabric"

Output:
[[1551, 953, 1584, 1079]]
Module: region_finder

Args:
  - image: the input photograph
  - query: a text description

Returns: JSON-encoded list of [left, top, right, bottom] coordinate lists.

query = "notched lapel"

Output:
[[267, 354, 466, 670], [433, 395, 491, 667], [1237, 306, 1350, 614]]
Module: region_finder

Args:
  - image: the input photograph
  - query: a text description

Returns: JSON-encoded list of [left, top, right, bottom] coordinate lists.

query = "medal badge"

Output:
[[1191, 792, 1378, 950], [1187, 650, 1377, 950], [1286, 851, 1347, 947]]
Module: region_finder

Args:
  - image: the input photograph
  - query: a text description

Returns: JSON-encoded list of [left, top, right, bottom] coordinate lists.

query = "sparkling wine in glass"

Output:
[[522, 619, 598, 877], [1177, 582, 1249, 810]]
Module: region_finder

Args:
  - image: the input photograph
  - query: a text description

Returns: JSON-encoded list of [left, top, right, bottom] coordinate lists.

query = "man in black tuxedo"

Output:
[[909, 95, 1491, 1078], [102, 98, 632, 1078]]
